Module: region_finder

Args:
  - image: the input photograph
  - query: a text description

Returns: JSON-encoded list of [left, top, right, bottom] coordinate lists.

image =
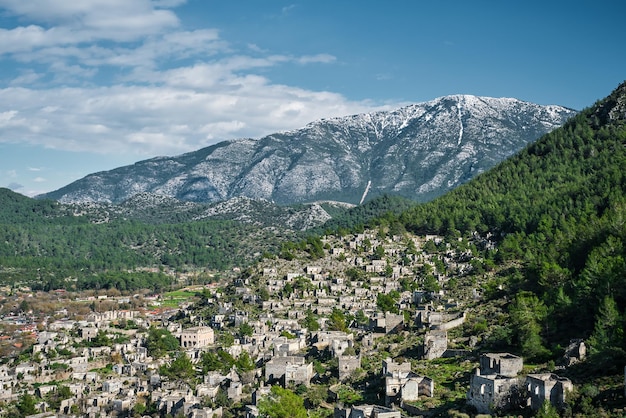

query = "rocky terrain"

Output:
[[39, 95, 576, 205]]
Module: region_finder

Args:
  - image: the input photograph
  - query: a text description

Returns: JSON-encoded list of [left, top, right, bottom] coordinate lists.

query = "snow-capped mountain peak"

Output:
[[39, 95, 577, 205]]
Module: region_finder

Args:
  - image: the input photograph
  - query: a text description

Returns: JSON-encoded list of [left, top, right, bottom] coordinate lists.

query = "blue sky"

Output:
[[0, 0, 624, 196]]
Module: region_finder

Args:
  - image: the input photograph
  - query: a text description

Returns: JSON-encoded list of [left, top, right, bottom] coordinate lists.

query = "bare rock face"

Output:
[[39, 95, 576, 205]]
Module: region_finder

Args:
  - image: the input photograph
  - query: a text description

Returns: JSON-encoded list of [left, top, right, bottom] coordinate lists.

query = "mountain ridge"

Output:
[[38, 94, 576, 205]]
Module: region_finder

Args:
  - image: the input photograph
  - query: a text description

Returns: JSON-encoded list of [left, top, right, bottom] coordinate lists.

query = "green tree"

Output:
[[376, 293, 398, 313], [588, 295, 624, 354], [509, 291, 550, 361], [145, 326, 180, 358], [236, 351, 256, 372], [422, 239, 438, 254], [344, 267, 365, 281], [44, 385, 72, 411], [133, 402, 147, 417], [217, 349, 236, 374], [218, 331, 235, 347], [258, 386, 307, 418], [327, 308, 348, 332], [259, 286, 270, 301], [16, 393, 37, 417], [89, 330, 111, 347], [535, 400, 560, 418], [304, 385, 328, 408], [239, 322, 254, 338], [160, 352, 194, 382], [201, 351, 221, 373], [354, 310, 368, 326], [335, 385, 363, 406], [301, 309, 320, 331], [422, 274, 440, 293], [280, 330, 296, 339]]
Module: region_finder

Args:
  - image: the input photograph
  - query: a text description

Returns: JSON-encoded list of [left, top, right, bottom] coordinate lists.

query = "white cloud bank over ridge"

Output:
[[0, 0, 389, 158]]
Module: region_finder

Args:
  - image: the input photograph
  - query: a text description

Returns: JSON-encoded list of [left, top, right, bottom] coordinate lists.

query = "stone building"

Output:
[[525, 373, 573, 411], [313, 331, 354, 353], [332, 338, 355, 357], [467, 353, 524, 414], [264, 356, 313, 387], [369, 313, 404, 334], [382, 358, 433, 407], [180, 326, 215, 348], [338, 355, 361, 381], [560, 339, 586, 366], [479, 352, 523, 377], [423, 330, 447, 360], [382, 358, 411, 376], [80, 327, 99, 340], [334, 404, 401, 418], [272, 335, 307, 356], [385, 371, 434, 406]]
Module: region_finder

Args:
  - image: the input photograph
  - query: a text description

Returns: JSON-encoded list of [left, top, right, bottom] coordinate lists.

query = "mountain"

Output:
[[39, 95, 576, 205]]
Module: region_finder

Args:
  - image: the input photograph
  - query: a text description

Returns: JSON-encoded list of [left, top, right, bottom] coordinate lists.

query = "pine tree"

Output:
[[588, 295, 623, 354]]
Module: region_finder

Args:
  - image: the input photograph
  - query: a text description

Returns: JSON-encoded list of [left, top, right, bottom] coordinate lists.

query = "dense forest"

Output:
[[0, 189, 293, 290], [313, 194, 415, 234], [397, 81, 626, 367]]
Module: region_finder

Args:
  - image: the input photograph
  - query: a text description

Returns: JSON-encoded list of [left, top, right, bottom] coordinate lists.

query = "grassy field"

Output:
[[158, 289, 198, 308]]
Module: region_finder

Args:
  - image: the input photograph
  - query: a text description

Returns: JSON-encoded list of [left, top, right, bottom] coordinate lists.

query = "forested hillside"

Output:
[[0, 188, 413, 291], [0, 189, 295, 290], [314, 194, 415, 234], [399, 81, 626, 366]]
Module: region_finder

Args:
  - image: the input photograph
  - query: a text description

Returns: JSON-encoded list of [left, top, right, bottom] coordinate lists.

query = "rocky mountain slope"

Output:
[[67, 192, 348, 231], [39, 95, 576, 205]]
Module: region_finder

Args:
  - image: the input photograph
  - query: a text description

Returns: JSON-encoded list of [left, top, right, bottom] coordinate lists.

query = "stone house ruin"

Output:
[[369, 313, 404, 334], [382, 358, 411, 376], [422, 330, 447, 360], [338, 355, 361, 381], [264, 356, 313, 387], [382, 358, 433, 407], [525, 373, 573, 411], [480, 352, 523, 377], [468, 353, 572, 414], [334, 404, 401, 418], [467, 353, 523, 414], [385, 371, 434, 407]]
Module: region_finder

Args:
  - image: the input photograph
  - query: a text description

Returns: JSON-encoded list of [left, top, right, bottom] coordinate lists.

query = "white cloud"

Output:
[[0, 25, 74, 54], [297, 54, 336, 65], [375, 73, 393, 81], [281, 5, 296, 15], [0, 0, 180, 55], [151, 0, 187, 7], [0, 0, 180, 28], [10, 69, 43, 86], [0, 78, 390, 158], [0, 0, 396, 163]]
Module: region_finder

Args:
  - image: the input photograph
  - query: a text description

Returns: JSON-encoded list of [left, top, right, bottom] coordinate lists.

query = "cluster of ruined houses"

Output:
[[0, 304, 403, 417], [16, 317, 566, 418], [0, 230, 587, 417], [0, 300, 446, 418]]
